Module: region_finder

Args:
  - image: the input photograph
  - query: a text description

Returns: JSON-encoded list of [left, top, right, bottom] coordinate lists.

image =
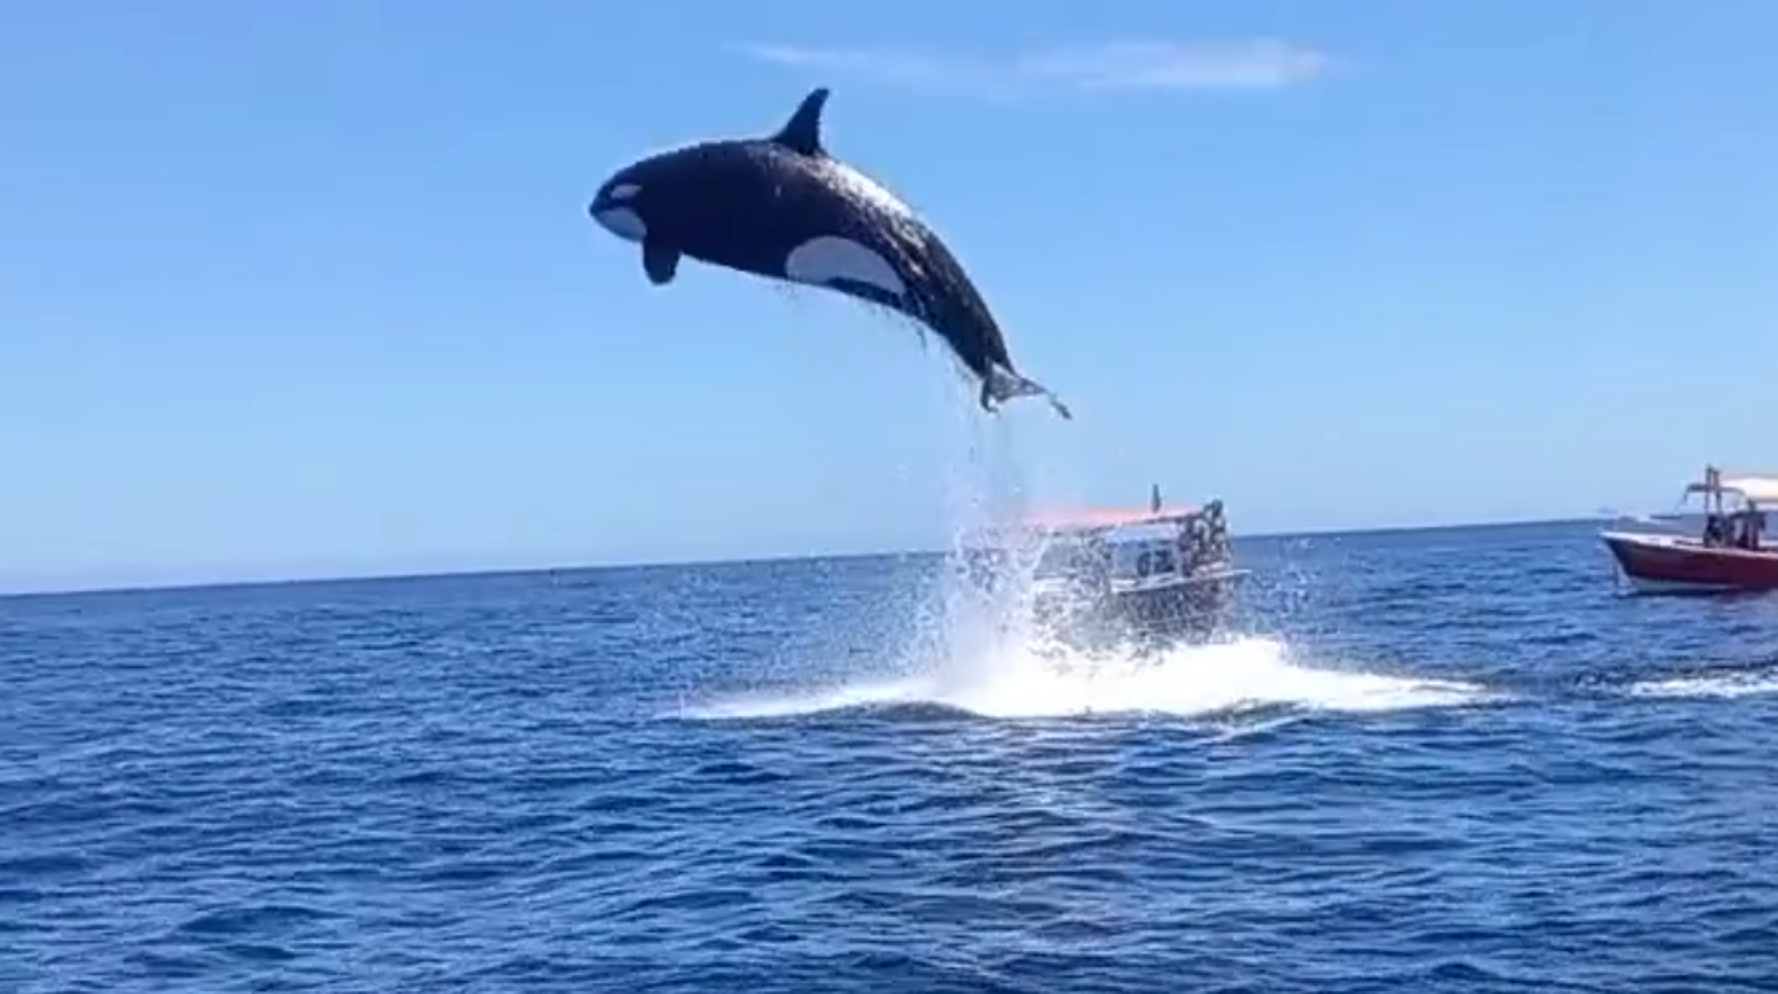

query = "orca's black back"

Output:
[[640, 140, 1015, 376]]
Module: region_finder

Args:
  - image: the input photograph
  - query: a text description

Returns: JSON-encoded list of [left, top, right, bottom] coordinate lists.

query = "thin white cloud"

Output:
[[731, 39, 1333, 96]]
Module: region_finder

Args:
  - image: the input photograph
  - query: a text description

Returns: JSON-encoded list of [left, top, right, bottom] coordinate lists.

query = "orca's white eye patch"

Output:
[[608, 183, 642, 202]]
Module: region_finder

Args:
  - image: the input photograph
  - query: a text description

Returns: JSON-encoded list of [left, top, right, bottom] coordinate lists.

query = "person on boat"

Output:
[[1704, 513, 1728, 547], [1736, 509, 1764, 551], [1183, 516, 1209, 571]]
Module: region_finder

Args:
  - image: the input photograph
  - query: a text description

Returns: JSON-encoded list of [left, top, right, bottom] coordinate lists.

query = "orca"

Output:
[[587, 87, 1071, 419]]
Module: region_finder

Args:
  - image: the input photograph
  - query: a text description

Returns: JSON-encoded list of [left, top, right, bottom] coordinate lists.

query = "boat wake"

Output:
[[681, 410, 1486, 725], [1623, 664, 1778, 700]]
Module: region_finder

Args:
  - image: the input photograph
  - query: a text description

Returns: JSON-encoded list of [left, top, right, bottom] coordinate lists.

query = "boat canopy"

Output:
[[962, 488, 1228, 552], [1019, 506, 1198, 532], [1686, 474, 1778, 506]]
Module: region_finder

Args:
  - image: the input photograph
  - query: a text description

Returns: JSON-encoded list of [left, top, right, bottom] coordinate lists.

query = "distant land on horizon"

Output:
[[0, 514, 1612, 601]]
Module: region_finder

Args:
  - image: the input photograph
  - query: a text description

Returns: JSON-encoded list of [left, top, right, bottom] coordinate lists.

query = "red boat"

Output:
[[1602, 466, 1778, 594]]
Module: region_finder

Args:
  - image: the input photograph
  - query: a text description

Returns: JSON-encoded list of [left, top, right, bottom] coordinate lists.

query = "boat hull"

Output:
[[1601, 530, 1778, 594]]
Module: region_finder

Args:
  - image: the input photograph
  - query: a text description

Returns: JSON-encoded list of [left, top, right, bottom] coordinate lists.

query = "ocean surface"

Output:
[[5, 517, 1778, 992]]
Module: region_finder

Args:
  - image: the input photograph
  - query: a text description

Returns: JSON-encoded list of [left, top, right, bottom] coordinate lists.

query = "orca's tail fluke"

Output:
[[983, 364, 1073, 420]]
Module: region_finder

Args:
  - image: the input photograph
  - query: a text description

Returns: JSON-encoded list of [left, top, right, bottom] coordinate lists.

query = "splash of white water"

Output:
[[687, 635, 1481, 721], [682, 405, 1485, 723]]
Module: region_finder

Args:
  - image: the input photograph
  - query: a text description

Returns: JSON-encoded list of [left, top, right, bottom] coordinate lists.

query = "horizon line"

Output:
[[0, 514, 1606, 601]]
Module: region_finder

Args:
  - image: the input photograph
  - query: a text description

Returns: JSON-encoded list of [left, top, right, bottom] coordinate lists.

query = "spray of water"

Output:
[[682, 405, 1486, 723]]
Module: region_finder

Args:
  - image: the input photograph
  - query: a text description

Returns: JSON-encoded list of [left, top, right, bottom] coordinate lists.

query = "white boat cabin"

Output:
[[1027, 500, 1235, 596]]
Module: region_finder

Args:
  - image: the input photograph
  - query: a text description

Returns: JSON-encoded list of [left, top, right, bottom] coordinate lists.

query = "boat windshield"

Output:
[[1130, 544, 1180, 579], [1034, 538, 1103, 580], [1024, 502, 1233, 579]]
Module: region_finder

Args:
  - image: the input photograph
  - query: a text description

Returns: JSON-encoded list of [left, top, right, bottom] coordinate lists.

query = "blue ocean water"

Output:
[[5, 518, 1778, 992]]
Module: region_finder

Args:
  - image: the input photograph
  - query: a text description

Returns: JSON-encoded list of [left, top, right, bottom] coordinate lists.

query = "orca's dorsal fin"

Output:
[[771, 87, 830, 157]]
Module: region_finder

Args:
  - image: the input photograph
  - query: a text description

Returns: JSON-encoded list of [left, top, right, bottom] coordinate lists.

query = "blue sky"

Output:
[[2, 1, 1774, 591]]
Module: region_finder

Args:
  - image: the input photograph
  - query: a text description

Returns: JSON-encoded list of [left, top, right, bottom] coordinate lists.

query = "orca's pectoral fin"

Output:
[[984, 363, 1073, 420], [642, 239, 680, 286]]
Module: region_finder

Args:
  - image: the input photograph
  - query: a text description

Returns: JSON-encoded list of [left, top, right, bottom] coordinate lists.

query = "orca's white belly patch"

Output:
[[783, 236, 907, 298]]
